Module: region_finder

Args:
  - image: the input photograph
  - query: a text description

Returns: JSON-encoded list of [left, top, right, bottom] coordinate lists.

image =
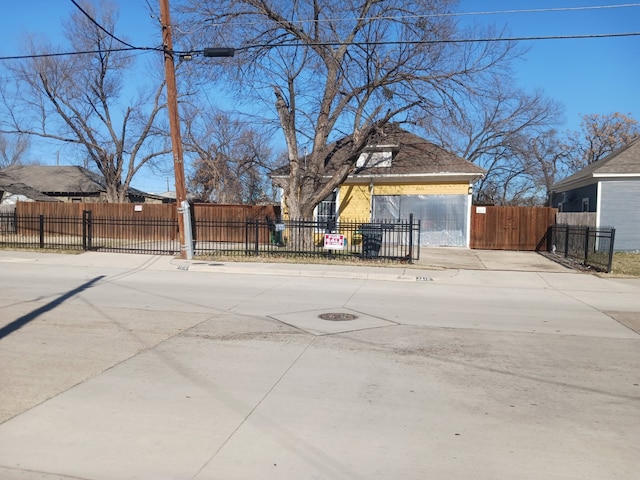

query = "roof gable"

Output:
[[350, 124, 484, 177], [272, 123, 485, 179], [553, 138, 640, 190]]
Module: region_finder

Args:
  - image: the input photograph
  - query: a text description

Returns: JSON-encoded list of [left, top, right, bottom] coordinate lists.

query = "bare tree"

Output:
[[183, 108, 276, 203], [179, 0, 520, 221], [0, 133, 30, 168], [0, 0, 170, 202], [567, 112, 640, 171], [515, 130, 571, 206], [420, 78, 563, 204]]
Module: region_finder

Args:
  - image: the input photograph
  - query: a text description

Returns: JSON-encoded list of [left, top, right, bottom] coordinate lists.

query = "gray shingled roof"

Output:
[[271, 124, 485, 178], [552, 138, 640, 191], [1, 165, 107, 194], [0, 165, 161, 199], [350, 124, 484, 177], [0, 171, 59, 202]]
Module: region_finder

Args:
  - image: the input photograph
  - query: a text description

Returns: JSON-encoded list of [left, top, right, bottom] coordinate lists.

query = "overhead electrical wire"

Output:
[[205, 3, 640, 27], [0, 48, 155, 61], [1, 3, 639, 61], [68, 0, 138, 50], [233, 31, 640, 52]]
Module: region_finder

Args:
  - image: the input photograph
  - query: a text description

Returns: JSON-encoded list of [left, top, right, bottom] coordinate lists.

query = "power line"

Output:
[[0, 47, 159, 62], [229, 31, 640, 53], [205, 3, 640, 27], [426, 3, 640, 18], [2, 28, 638, 62], [68, 0, 138, 50]]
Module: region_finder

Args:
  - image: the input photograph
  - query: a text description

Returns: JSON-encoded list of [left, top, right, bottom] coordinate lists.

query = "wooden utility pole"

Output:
[[159, 0, 187, 258]]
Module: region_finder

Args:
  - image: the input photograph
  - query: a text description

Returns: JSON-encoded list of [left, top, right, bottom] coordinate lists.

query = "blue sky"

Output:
[[458, 1, 640, 130], [1, 1, 639, 193]]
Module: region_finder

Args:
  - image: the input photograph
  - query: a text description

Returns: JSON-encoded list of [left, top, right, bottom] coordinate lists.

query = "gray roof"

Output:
[[0, 165, 161, 199], [350, 124, 485, 177], [1, 165, 108, 194], [0, 171, 59, 202], [552, 138, 640, 191], [272, 124, 485, 179]]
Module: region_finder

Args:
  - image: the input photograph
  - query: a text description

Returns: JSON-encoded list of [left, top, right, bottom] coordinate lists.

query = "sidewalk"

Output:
[[0, 247, 572, 281]]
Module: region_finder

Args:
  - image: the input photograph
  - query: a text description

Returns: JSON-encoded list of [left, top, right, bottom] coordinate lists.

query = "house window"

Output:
[[558, 202, 564, 213], [315, 191, 337, 231], [71, 198, 82, 203], [582, 198, 589, 212]]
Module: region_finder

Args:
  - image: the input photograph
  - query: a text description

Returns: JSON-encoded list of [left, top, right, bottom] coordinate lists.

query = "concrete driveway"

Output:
[[0, 250, 638, 479], [415, 248, 571, 272]]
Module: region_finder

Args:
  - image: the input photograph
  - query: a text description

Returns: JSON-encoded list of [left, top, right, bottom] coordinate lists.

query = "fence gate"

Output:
[[470, 206, 557, 251]]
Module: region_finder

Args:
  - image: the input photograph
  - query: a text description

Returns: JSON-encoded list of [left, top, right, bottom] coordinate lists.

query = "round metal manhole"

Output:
[[318, 312, 358, 321]]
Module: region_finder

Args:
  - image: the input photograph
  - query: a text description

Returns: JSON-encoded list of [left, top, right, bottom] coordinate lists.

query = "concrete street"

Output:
[[0, 250, 639, 479]]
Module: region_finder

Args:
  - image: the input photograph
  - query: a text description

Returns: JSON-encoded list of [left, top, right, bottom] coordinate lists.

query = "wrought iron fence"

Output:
[[84, 211, 180, 255], [549, 224, 616, 273], [0, 213, 85, 251], [193, 217, 421, 261], [1, 211, 421, 262]]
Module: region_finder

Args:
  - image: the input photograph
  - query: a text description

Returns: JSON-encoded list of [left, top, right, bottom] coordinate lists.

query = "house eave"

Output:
[[553, 173, 640, 192], [593, 173, 640, 178], [345, 172, 484, 184]]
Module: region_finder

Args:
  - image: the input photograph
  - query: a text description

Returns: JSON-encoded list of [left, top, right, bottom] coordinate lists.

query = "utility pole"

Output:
[[159, 0, 234, 259], [159, 0, 188, 258]]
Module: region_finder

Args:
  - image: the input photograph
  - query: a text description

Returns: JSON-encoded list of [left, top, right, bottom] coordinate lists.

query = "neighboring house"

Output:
[[551, 138, 640, 251], [0, 165, 171, 204], [0, 171, 60, 204], [272, 124, 485, 247]]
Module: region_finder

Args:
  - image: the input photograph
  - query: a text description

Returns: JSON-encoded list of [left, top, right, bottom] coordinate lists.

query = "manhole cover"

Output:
[[318, 312, 358, 321]]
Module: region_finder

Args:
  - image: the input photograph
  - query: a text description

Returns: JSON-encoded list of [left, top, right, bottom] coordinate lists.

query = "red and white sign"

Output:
[[324, 233, 345, 250]]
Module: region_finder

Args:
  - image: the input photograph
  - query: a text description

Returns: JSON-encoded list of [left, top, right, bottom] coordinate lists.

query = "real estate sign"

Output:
[[324, 233, 345, 250]]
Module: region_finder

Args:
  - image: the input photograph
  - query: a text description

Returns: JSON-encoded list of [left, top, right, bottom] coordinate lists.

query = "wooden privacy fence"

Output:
[[16, 202, 278, 221], [17, 202, 177, 219], [470, 206, 557, 251], [14, 202, 280, 242], [192, 204, 280, 244]]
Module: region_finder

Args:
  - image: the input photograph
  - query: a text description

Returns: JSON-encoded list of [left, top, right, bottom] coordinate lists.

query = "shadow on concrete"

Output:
[[0, 275, 105, 341]]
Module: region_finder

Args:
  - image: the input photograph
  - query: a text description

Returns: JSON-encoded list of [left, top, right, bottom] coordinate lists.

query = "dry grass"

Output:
[[611, 252, 640, 277]]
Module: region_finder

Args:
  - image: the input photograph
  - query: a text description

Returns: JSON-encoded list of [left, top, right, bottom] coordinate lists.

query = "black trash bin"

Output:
[[360, 224, 382, 257]]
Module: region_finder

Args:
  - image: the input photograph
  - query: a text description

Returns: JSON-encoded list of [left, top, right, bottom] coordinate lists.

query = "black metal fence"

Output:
[[0, 213, 86, 251], [1, 211, 421, 262], [194, 217, 420, 261], [549, 224, 616, 273]]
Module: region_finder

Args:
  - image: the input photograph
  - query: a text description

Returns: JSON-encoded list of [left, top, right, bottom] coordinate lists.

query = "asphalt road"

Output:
[[0, 251, 639, 479]]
